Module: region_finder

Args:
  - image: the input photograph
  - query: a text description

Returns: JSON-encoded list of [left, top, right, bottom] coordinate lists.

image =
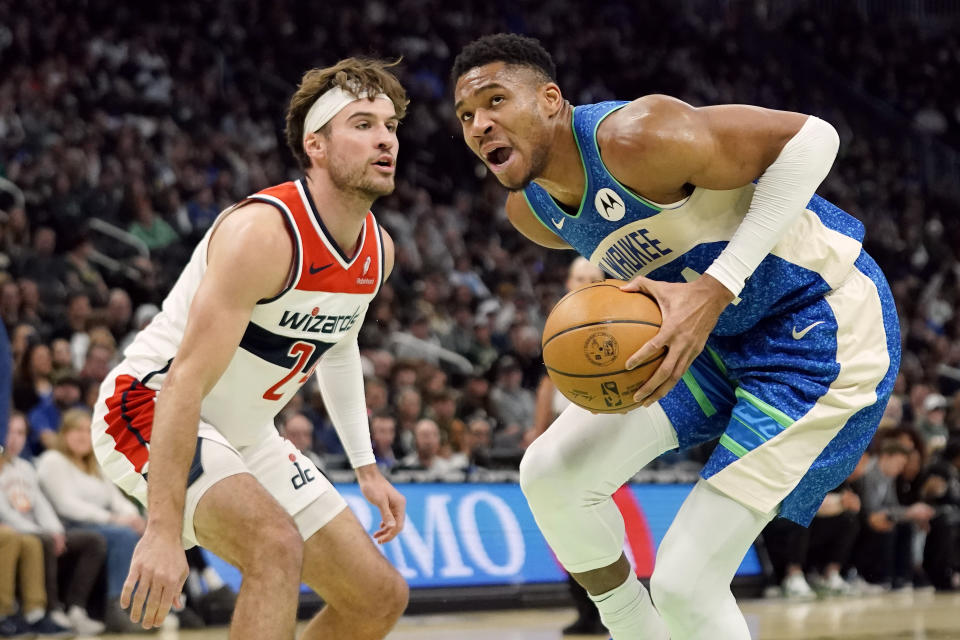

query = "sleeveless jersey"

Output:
[[522, 101, 867, 336], [123, 177, 385, 446]]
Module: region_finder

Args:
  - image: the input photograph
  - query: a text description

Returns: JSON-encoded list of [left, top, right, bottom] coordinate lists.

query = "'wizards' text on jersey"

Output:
[[522, 101, 867, 336]]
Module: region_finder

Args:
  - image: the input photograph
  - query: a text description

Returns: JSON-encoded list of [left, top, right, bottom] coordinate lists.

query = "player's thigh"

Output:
[[521, 400, 680, 496], [241, 430, 348, 541], [192, 471, 302, 572], [300, 507, 406, 614]]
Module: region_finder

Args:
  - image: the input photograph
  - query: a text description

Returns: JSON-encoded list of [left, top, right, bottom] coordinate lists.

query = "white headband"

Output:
[[302, 86, 393, 138]]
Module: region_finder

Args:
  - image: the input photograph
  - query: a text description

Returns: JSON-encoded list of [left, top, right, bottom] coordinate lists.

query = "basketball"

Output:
[[542, 279, 665, 413]]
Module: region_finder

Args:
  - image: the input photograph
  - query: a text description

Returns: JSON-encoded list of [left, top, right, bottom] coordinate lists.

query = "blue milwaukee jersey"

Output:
[[522, 101, 868, 336]]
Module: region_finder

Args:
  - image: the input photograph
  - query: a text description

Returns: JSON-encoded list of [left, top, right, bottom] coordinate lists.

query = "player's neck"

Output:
[[533, 106, 584, 208], [303, 170, 371, 257]]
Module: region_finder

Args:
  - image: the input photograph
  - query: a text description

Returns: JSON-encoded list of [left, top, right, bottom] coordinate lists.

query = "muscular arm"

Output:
[[606, 95, 838, 298], [602, 95, 810, 196], [146, 204, 292, 539]]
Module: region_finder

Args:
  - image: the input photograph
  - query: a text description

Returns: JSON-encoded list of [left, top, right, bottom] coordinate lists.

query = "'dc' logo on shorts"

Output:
[[584, 331, 619, 366], [595, 188, 625, 222]]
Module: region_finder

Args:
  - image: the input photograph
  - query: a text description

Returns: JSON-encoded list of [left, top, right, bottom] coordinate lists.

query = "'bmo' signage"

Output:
[[340, 484, 556, 587], [202, 482, 762, 591]]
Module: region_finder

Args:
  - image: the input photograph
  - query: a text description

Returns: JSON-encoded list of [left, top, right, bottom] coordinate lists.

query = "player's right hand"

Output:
[[121, 527, 188, 629]]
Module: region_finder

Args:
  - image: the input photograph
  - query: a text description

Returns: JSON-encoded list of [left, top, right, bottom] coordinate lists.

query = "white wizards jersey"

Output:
[[122, 178, 385, 447]]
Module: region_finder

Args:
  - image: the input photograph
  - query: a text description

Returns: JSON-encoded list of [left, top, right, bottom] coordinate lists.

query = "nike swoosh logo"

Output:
[[792, 321, 825, 340], [551, 217, 565, 230], [309, 263, 332, 275]]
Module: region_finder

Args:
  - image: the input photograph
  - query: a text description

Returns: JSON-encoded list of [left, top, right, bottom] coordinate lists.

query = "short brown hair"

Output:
[[285, 57, 409, 171]]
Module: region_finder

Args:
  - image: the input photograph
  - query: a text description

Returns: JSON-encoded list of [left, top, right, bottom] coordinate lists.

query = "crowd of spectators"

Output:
[[1, 0, 960, 632]]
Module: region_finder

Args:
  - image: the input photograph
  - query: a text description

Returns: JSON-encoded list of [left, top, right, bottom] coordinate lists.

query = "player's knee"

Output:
[[650, 563, 697, 621], [352, 568, 407, 631], [244, 518, 303, 576], [519, 438, 566, 506], [379, 570, 409, 622]]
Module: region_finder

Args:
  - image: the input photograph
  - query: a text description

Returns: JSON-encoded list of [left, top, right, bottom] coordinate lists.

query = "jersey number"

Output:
[[263, 341, 319, 401]]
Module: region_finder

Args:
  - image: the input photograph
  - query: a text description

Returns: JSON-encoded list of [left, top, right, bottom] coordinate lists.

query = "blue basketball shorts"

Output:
[[659, 251, 900, 525]]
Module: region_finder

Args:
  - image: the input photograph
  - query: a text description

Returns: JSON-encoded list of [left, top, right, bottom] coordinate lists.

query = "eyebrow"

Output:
[[454, 83, 507, 112], [346, 111, 399, 122]]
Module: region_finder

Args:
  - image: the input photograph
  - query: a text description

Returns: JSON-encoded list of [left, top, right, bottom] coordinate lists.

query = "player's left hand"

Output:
[[357, 464, 406, 544], [621, 274, 734, 407]]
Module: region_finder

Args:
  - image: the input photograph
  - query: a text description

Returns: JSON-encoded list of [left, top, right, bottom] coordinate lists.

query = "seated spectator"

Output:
[[36, 409, 147, 633], [398, 419, 460, 477], [49, 293, 92, 370], [918, 393, 949, 452], [279, 412, 325, 471], [12, 341, 52, 413], [851, 438, 935, 587], [460, 415, 494, 471], [766, 479, 864, 599], [489, 356, 534, 449], [0, 523, 69, 636], [18, 227, 66, 309], [127, 194, 179, 252], [364, 377, 389, 415], [457, 374, 496, 423], [394, 386, 423, 456], [0, 280, 20, 331], [48, 339, 73, 378], [425, 389, 465, 456], [104, 289, 133, 347], [25, 372, 83, 457], [79, 337, 116, 386], [0, 412, 106, 634], [917, 438, 960, 590], [370, 412, 399, 472], [62, 231, 109, 308]]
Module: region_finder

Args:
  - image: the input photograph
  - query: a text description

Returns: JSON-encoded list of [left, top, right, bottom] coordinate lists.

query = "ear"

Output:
[[539, 83, 565, 118], [302, 131, 327, 168]]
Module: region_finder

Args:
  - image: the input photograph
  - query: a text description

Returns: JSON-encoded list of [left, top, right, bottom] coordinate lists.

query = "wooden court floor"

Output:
[[103, 590, 960, 639]]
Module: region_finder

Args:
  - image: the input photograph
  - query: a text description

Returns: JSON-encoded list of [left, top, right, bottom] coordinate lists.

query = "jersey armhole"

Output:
[[212, 197, 301, 305], [522, 190, 556, 233]]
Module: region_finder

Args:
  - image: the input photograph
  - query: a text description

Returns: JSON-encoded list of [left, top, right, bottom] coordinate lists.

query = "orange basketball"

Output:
[[542, 279, 665, 413]]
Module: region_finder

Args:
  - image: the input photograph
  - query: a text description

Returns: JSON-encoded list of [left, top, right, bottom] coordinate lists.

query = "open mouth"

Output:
[[372, 156, 394, 172], [484, 146, 513, 168]]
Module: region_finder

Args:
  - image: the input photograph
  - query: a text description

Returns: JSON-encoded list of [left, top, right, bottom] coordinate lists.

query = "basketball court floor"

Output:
[[98, 590, 960, 639]]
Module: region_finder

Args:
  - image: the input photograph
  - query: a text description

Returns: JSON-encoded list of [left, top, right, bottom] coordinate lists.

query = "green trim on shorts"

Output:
[[731, 413, 769, 443], [719, 434, 749, 458], [734, 387, 795, 428], [705, 345, 728, 377], [682, 370, 717, 417]]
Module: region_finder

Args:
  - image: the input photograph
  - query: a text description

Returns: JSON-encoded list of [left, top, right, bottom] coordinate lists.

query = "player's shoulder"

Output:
[[599, 95, 701, 148], [208, 200, 294, 266]]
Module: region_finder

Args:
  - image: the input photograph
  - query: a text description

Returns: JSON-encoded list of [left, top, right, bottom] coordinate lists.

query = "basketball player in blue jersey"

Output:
[[452, 34, 900, 640], [89, 59, 409, 639]]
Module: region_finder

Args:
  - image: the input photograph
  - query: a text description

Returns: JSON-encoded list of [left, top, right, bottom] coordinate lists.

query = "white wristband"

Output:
[[705, 116, 840, 297]]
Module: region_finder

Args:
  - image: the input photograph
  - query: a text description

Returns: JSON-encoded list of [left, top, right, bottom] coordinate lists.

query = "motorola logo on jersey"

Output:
[[278, 305, 361, 334], [595, 188, 625, 222]]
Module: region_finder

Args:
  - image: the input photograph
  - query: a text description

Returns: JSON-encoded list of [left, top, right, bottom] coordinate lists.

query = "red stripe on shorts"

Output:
[[103, 374, 156, 473]]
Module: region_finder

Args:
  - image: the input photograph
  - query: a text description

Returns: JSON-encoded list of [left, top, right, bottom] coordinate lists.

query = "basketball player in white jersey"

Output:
[[90, 58, 409, 639], [452, 35, 900, 640]]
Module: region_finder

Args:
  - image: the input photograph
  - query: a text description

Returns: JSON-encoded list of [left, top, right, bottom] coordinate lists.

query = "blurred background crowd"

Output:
[[2, 0, 960, 634]]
